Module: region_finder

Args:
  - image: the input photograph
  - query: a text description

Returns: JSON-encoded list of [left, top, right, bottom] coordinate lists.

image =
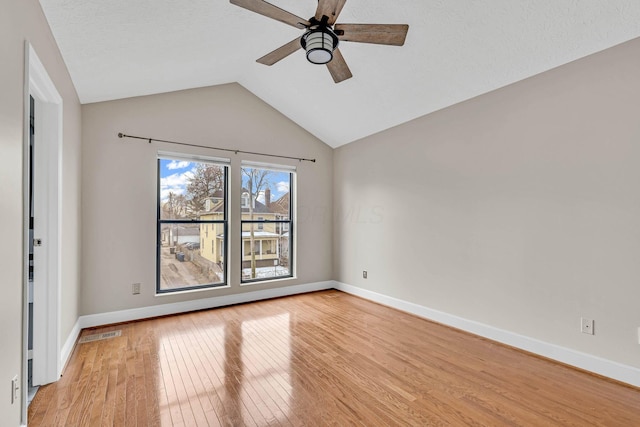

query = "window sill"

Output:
[[155, 284, 230, 297], [240, 276, 297, 287]]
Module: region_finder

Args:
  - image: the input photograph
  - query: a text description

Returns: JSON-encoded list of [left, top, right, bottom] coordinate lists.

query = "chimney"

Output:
[[265, 188, 271, 208]]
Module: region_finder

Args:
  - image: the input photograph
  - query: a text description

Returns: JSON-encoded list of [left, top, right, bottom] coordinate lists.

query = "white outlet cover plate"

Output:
[[581, 317, 594, 335]]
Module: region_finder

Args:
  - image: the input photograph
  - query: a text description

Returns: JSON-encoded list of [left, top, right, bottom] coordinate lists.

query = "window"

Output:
[[157, 154, 228, 292], [241, 162, 294, 283]]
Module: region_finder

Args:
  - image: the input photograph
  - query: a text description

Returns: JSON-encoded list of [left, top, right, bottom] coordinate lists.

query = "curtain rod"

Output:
[[117, 133, 316, 163]]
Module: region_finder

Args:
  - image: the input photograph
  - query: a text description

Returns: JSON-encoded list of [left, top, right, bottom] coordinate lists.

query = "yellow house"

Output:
[[199, 190, 288, 269]]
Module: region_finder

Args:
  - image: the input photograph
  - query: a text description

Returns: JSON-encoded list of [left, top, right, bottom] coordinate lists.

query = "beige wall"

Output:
[[2, 6, 637, 422], [81, 84, 333, 315], [334, 37, 640, 368], [0, 0, 82, 423]]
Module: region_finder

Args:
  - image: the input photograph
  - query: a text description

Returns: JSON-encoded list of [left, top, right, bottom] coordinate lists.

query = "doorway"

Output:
[[27, 95, 36, 404], [22, 43, 63, 423]]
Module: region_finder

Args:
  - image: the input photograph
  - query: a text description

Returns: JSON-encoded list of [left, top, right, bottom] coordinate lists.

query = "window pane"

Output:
[[159, 223, 225, 290], [241, 167, 291, 220], [159, 159, 226, 220], [158, 156, 227, 292], [240, 164, 293, 283], [241, 222, 290, 281]]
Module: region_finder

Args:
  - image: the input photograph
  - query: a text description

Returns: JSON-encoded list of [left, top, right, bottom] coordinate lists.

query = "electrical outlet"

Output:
[[581, 317, 594, 335], [11, 375, 19, 404], [362, 270, 367, 279], [132, 283, 141, 295]]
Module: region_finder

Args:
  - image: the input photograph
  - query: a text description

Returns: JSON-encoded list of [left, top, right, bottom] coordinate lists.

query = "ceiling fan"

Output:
[[229, 0, 409, 83]]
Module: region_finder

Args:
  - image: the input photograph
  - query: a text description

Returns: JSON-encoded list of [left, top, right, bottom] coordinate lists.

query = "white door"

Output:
[[23, 43, 63, 422]]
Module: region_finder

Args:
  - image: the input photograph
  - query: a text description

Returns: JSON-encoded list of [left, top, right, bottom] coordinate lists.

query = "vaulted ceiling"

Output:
[[39, 0, 640, 147]]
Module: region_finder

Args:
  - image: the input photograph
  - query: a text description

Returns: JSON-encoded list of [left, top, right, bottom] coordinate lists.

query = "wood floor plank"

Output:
[[85, 344, 112, 426], [28, 290, 640, 426], [112, 350, 127, 426], [233, 320, 291, 424], [100, 350, 120, 427], [174, 317, 217, 427], [160, 331, 187, 425]]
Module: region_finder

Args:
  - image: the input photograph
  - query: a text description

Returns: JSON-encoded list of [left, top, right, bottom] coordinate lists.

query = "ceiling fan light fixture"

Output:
[[301, 27, 339, 65]]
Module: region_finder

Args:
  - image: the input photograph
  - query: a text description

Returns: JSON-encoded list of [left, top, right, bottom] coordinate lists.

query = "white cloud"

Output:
[[276, 181, 289, 193], [166, 160, 191, 170], [160, 170, 194, 201]]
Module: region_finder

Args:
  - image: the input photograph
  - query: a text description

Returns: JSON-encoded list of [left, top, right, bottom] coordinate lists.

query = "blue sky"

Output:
[[159, 159, 290, 203]]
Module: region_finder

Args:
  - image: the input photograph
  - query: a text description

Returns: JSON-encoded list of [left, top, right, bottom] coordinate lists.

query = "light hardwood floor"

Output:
[[29, 290, 640, 426]]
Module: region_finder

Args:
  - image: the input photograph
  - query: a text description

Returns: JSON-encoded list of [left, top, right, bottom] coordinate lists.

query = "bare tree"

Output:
[[173, 193, 188, 217], [242, 167, 271, 279], [162, 192, 189, 219], [186, 164, 225, 213]]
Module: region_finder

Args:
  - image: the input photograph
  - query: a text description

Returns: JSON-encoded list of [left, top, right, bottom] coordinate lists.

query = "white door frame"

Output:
[[22, 42, 63, 422]]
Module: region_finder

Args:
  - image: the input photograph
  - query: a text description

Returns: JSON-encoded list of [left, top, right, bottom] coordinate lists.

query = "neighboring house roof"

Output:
[[200, 192, 225, 214], [161, 224, 200, 236], [199, 190, 224, 202], [241, 188, 272, 214], [205, 200, 225, 213], [200, 189, 286, 217], [270, 192, 289, 216], [242, 202, 271, 214]]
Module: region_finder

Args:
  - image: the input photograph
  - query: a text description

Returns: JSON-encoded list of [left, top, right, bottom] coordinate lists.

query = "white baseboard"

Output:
[[64, 279, 640, 388], [333, 281, 640, 388], [60, 319, 81, 375], [78, 281, 333, 329], [58, 319, 82, 375]]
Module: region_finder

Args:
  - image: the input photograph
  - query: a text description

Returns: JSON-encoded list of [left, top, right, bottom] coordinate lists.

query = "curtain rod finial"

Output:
[[118, 132, 124, 138]]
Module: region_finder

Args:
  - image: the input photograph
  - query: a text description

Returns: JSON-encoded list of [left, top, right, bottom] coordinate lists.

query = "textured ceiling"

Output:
[[39, 0, 640, 148]]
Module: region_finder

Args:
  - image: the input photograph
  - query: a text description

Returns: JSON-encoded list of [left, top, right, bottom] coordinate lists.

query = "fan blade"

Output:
[[334, 23, 409, 46], [257, 38, 301, 65], [315, 0, 347, 25], [326, 48, 352, 83], [230, 0, 309, 29]]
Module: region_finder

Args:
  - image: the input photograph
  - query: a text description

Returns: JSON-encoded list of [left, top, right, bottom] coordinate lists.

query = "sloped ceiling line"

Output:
[[39, 0, 640, 147]]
